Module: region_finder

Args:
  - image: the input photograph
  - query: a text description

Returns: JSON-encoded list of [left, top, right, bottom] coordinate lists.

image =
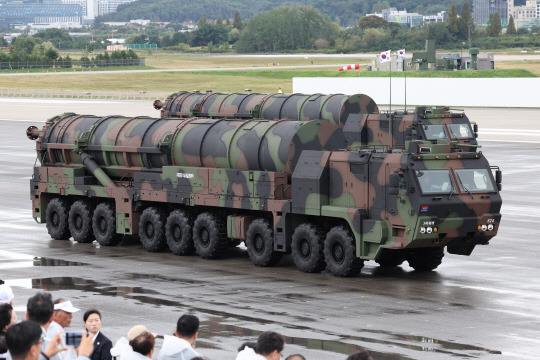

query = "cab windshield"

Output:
[[454, 169, 496, 192], [423, 125, 448, 140], [415, 169, 455, 194], [448, 124, 474, 139]]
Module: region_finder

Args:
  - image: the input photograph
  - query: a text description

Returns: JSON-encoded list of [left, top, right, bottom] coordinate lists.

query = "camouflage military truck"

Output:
[[27, 114, 502, 275], [154, 91, 479, 152]]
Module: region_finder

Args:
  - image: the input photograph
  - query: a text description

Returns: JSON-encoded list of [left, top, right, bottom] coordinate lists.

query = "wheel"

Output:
[[323, 226, 363, 277], [291, 223, 325, 273], [193, 212, 227, 259], [92, 202, 121, 246], [376, 249, 405, 268], [406, 247, 444, 271], [165, 209, 195, 255], [139, 207, 167, 252], [46, 197, 71, 240], [68, 200, 94, 243], [245, 219, 283, 267]]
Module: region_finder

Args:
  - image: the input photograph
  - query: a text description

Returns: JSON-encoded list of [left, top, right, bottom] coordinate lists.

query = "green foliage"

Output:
[[487, 13, 502, 37], [507, 15, 517, 35], [446, 3, 458, 36], [233, 10, 243, 30], [358, 15, 389, 29], [191, 23, 229, 46], [457, 1, 474, 41], [236, 6, 338, 52]]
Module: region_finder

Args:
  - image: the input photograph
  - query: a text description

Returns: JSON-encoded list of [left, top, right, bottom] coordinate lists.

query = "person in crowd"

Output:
[[83, 310, 112, 360], [254, 332, 285, 360], [158, 314, 201, 360], [129, 332, 154, 359], [6, 321, 94, 360], [346, 349, 373, 360], [110, 325, 156, 359], [0, 285, 14, 305], [235, 341, 263, 360], [1, 303, 18, 359], [46, 299, 80, 353], [285, 355, 306, 360]]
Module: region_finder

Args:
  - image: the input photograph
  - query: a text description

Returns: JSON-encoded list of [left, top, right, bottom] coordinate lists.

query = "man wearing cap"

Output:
[[0, 284, 14, 305], [47, 299, 80, 341], [110, 325, 156, 360]]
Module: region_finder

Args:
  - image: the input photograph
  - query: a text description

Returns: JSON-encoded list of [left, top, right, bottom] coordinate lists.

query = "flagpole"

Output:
[[404, 55, 407, 113], [389, 49, 392, 150]]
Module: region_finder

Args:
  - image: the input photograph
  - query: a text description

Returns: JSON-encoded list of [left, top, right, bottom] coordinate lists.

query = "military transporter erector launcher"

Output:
[[154, 91, 480, 152], [27, 114, 502, 276]]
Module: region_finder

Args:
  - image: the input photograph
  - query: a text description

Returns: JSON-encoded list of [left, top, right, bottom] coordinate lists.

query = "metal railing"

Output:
[[0, 88, 169, 101], [0, 58, 145, 70]]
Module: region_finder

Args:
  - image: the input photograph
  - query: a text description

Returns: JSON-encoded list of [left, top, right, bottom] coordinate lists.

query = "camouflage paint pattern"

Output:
[[28, 112, 501, 266], [155, 92, 379, 125]]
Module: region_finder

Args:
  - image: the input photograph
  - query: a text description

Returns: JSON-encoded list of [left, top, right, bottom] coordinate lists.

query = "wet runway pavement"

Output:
[[1, 111, 539, 360]]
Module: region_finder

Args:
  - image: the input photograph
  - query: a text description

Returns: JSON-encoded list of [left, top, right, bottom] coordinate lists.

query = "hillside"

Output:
[[96, 0, 468, 27]]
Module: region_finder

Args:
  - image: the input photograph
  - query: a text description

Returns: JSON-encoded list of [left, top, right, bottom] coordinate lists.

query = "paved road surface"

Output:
[[0, 103, 539, 360]]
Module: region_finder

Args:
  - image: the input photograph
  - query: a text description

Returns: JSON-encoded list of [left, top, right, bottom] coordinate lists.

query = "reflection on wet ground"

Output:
[[0, 255, 89, 269], [26, 276, 501, 358]]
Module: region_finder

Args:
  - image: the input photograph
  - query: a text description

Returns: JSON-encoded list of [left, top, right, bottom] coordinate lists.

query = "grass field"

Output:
[[0, 55, 538, 93]]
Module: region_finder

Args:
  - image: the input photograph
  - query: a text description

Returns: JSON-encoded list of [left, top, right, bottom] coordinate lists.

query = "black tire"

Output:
[[193, 212, 228, 259], [46, 197, 71, 240], [139, 207, 168, 252], [245, 219, 283, 267], [376, 249, 405, 268], [323, 226, 363, 277], [92, 202, 121, 246], [68, 200, 94, 243], [406, 247, 444, 271], [291, 223, 326, 273], [165, 209, 195, 255]]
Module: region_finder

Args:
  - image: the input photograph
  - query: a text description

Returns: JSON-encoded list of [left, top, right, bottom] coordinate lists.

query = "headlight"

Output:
[[420, 227, 426, 234], [481, 225, 487, 231], [426, 227, 433, 234], [487, 224, 494, 231]]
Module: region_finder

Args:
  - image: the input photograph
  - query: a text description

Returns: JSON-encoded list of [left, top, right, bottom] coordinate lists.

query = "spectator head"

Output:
[[175, 314, 199, 344], [129, 332, 155, 358], [0, 284, 14, 305], [285, 355, 306, 360], [83, 309, 102, 335], [26, 292, 53, 326], [127, 325, 156, 341], [346, 349, 374, 360], [1, 303, 16, 333], [238, 341, 257, 352], [53, 300, 79, 328], [255, 331, 285, 359], [5, 321, 42, 360]]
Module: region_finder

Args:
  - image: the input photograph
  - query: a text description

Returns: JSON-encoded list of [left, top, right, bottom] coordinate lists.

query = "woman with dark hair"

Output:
[[83, 309, 112, 360], [0, 303, 17, 359]]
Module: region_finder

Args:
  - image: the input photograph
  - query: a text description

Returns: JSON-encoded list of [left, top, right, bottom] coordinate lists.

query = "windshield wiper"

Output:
[[447, 185, 455, 200], [458, 177, 475, 200]]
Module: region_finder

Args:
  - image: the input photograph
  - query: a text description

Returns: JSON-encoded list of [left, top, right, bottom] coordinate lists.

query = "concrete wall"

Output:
[[292, 77, 540, 108]]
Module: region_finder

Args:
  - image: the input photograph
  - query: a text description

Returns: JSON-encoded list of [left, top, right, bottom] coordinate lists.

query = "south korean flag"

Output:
[[379, 50, 391, 63]]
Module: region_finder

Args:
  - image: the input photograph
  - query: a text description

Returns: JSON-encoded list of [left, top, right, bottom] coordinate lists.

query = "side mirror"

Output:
[[495, 169, 502, 184], [473, 123, 478, 138]]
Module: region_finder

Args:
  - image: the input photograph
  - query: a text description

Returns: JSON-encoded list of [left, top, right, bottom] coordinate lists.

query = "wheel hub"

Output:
[[52, 212, 59, 227], [299, 239, 311, 259], [254, 234, 264, 254], [172, 224, 181, 242], [74, 214, 82, 230], [331, 242, 345, 264], [200, 228, 209, 246], [145, 222, 155, 238]]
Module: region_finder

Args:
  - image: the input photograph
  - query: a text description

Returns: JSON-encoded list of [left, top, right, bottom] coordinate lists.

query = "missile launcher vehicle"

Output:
[[27, 114, 502, 275]]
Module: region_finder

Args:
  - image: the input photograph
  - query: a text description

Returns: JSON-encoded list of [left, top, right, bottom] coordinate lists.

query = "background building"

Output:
[[0, 4, 82, 28], [473, 0, 508, 25]]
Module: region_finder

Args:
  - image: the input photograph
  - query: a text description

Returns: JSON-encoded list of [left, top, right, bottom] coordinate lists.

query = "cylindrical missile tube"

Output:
[[31, 114, 347, 179]]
